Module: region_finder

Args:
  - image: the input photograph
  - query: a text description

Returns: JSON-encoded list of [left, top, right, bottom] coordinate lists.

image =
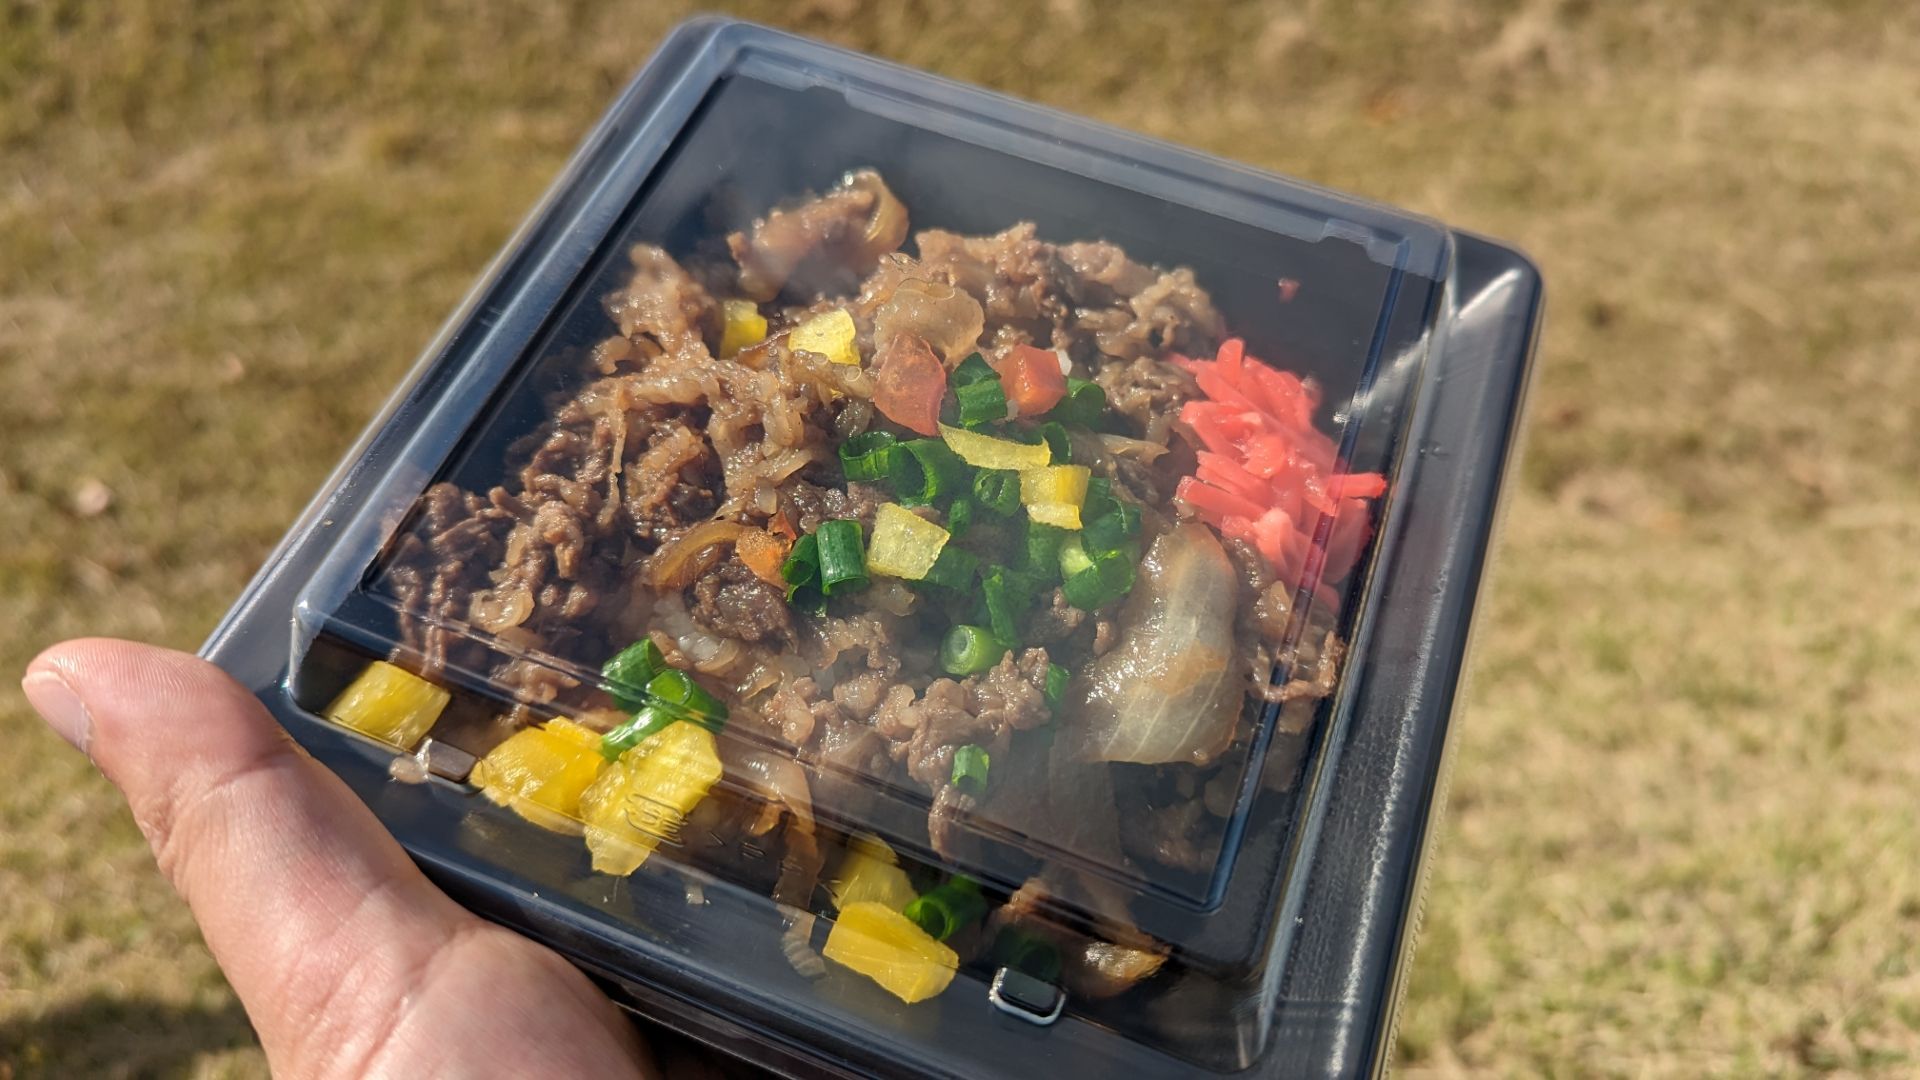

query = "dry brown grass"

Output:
[[4, 1, 1919, 1075]]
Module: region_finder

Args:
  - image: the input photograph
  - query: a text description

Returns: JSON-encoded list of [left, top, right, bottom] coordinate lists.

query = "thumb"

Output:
[[20, 639, 647, 1077]]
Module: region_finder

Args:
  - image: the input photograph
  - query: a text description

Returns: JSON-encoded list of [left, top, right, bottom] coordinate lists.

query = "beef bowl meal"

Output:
[[206, 18, 1540, 1080]]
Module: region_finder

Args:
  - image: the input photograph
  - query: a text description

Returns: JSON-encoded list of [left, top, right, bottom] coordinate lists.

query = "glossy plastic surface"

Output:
[[203, 17, 1541, 1079]]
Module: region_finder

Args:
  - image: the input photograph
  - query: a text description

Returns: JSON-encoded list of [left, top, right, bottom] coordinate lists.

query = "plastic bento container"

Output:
[[203, 17, 1541, 1080]]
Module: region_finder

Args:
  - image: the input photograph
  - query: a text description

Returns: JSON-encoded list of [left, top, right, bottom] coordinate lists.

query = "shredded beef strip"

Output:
[[729, 169, 908, 302]]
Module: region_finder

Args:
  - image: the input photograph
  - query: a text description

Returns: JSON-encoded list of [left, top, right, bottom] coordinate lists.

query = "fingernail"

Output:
[[23, 669, 92, 755]]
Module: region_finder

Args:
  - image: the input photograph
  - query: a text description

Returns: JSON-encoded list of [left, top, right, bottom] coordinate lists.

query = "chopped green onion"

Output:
[[941, 624, 1008, 676], [1037, 420, 1072, 463], [955, 377, 1008, 427], [887, 438, 969, 507], [990, 927, 1063, 982], [598, 703, 686, 761], [1082, 476, 1116, 519], [1062, 549, 1137, 610], [923, 545, 979, 590], [816, 519, 869, 596], [1057, 535, 1095, 580], [918, 579, 983, 625], [945, 497, 974, 539], [950, 746, 990, 797], [647, 668, 729, 722], [1020, 521, 1067, 581], [838, 430, 899, 484], [597, 656, 732, 762], [1044, 663, 1070, 707], [1082, 501, 1142, 556], [951, 352, 997, 388], [1048, 377, 1107, 428], [981, 567, 1024, 646], [905, 876, 988, 941], [781, 532, 824, 611], [782, 533, 820, 590], [601, 639, 665, 712], [972, 469, 1021, 516]]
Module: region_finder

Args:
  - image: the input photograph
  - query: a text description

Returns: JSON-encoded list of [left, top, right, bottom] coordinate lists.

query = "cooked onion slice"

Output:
[[646, 520, 745, 589], [1070, 524, 1242, 765]]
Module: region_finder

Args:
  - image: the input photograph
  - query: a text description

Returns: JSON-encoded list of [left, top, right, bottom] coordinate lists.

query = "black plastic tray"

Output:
[[204, 17, 1541, 1079]]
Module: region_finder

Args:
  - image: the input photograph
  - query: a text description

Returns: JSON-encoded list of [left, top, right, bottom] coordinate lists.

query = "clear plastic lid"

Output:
[[213, 19, 1535, 1080]]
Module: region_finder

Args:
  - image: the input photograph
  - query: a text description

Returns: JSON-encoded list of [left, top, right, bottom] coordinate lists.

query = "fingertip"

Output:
[[34, 637, 287, 764], [29, 635, 170, 677], [30, 637, 259, 714], [23, 638, 230, 759], [21, 645, 95, 757]]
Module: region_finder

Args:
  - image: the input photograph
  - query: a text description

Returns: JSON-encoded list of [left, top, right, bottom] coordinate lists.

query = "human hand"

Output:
[[20, 639, 658, 1079]]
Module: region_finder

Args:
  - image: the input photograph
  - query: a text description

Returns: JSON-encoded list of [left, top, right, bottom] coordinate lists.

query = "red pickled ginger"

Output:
[[1172, 338, 1385, 591]]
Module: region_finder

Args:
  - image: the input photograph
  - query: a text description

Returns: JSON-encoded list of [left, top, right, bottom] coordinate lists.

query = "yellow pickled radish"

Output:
[[580, 721, 723, 876], [720, 299, 767, 357], [1019, 464, 1091, 510], [938, 423, 1051, 471], [864, 502, 950, 581], [847, 832, 900, 863], [1020, 464, 1091, 530], [826, 835, 918, 912], [789, 309, 860, 365], [1025, 501, 1083, 530], [823, 901, 959, 1003], [324, 661, 449, 750], [542, 716, 606, 750], [470, 718, 608, 835]]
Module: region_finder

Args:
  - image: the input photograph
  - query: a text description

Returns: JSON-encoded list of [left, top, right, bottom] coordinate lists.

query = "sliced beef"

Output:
[[1057, 239, 1160, 303], [830, 669, 893, 722], [1023, 587, 1087, 645], [855, 649, 1058, 857], [1277, 630, 1344, 705], [1093, 354, 1201, 440], [780, 478, 885, 536], [1225, 536, 1277, 599], [728, 170, 907, 302], [897, 679, 988, 790], [914, 223, 1073, 345], [1091, 614, 1118, 656], [603, 243, 719, 363], [814, 712, 892, 779], [1250, 581, 1295, 645], [966, 648, 1054, 736], [383, 483, 514, 675], [689, 553, 793, 645], [624, 416, 720, 542], [874, 649, 1056, 793], [766, 676, 839, 747], [809, 608, 907, 680], [926, 783, 979, 863], [1060, 240, 1226, 361]]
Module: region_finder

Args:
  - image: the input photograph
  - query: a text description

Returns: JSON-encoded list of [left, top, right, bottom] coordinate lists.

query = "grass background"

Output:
[[4, 1, 1919, 1075]]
